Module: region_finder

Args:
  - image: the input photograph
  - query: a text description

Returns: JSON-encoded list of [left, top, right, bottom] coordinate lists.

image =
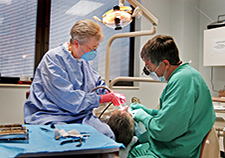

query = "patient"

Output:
[[107, 106, 135, 147]]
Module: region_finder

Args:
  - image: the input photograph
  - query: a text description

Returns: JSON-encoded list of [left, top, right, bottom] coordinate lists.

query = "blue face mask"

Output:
[[148, 62, 167, 82], [79, 42, 98, 61], [81, 50, 97, 61], [149, 71, 166, 82]]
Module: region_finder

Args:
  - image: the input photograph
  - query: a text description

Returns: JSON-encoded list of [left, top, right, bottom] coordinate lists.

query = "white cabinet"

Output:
[[204, 27, 225, 66]]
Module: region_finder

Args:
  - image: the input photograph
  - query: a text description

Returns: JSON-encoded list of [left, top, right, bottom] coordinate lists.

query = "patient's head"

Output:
[[107, 106, 135, 147]]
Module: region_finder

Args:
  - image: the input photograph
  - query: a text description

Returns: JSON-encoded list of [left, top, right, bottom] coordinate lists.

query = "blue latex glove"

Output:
[[131, 109, 150, 123], [130, 103, 158, 115]]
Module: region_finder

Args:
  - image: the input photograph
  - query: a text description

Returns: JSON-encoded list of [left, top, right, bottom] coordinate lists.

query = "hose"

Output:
[[91, 86, 113, 119], [98, 102, 113, 119], [91, 86, 111, 93]]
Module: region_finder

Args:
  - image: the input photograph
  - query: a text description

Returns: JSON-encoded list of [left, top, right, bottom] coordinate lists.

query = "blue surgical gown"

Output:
[[129, 63, 216, 158], [24, 43, 115, 139]]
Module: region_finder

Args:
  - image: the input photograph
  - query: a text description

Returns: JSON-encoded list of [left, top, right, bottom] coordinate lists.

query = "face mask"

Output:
[[159, 75, 166, 82], [81, 50, 97, 61], [148, 63, 167, 82], [149, 71, 163, 81], [78, 40, 98, 61]]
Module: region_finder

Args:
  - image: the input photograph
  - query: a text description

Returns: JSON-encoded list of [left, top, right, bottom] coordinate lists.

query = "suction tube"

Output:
[[92, 86, 113, 119]]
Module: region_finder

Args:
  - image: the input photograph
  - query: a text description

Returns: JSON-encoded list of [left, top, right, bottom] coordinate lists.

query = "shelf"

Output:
[[212, 97, 225, 103]]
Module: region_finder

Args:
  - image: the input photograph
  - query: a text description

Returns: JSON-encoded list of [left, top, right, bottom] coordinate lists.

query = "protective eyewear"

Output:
[[83, 44, 98, 51], [76, 39, 98, 53], [143, 65, 156, 75]]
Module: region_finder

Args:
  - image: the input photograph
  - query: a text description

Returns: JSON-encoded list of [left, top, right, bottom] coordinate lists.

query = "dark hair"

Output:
[[107, 110, 135, 147], [140, 34, 180, 66]]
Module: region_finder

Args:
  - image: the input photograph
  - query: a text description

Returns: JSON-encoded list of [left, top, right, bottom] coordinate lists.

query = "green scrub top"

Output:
[[129, 63, 216, 158]]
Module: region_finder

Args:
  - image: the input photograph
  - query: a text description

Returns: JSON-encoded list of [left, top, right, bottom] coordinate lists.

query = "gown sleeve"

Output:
[[34, 49, 102, 114]]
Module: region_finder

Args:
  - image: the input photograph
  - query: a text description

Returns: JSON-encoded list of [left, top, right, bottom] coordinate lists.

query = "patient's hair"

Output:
[[107, 109, 135, 147]]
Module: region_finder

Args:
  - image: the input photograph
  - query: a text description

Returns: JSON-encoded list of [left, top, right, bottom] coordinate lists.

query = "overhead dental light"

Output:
[[93, 2, 141, 30], [103, 5, 132, 30], [94, 0, 158, 86]]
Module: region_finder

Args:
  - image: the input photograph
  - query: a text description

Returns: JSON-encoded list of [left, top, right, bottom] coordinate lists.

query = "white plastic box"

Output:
[[204, 26, 225, 66]]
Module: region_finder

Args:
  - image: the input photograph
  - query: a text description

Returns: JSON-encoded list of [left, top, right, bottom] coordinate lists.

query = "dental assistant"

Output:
[[129, 34, 216, 158], [24, 19, 126, 139]]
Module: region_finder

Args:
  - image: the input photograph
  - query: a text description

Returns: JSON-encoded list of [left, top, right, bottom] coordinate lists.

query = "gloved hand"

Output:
[[130, 103, 158, 115], [99, 91, 126, 106], [131, 109, 150, 123]]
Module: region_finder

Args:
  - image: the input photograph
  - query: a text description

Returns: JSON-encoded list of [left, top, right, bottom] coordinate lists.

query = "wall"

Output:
[[0, 85, 30, 124], [198, 0, 225, 96], [117, 0, 200, 107], [116, 0, 225, 108], [0, 0, 224, 123]]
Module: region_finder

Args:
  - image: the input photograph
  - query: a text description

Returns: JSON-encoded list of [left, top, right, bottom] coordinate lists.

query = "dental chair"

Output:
[[199, 127, 220, 158]]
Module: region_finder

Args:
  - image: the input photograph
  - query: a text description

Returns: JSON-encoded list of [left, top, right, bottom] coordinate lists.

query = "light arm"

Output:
[[104, 0, 158, 86]]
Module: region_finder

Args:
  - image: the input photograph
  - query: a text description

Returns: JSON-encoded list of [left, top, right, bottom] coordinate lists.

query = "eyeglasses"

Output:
[[143, 65, 155, 75], [145, 65, 157, 73], [83, 44, 98, 51], [79, 43, 98, 54], [75, 39, 98, 53], [143, 62, 162, 75]]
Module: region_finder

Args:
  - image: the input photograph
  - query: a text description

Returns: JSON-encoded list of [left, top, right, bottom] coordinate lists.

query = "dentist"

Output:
[[24, 19, 126, 139], [129, 34, 215, 158]]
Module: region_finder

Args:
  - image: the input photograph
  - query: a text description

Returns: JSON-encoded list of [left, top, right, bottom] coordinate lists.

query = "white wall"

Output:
[[116, 0, 199, 108], [116, 0, 225, 108], [198, 0, 225, 96], [0, 85, 30, 124], [0, 0, 225, 123]]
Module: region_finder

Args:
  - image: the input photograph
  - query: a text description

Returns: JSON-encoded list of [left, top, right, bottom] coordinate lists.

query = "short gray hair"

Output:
[[70, 19, 103, 45]]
